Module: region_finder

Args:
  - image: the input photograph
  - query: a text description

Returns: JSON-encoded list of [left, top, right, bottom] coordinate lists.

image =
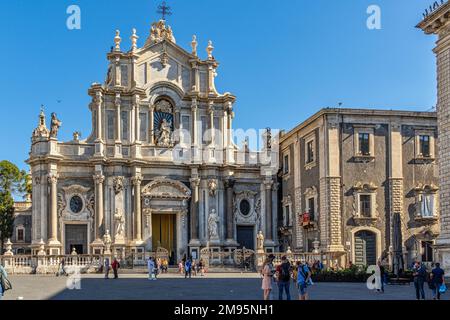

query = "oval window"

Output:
[[70, 195, 83, 214], [239, 199, 251, 216]]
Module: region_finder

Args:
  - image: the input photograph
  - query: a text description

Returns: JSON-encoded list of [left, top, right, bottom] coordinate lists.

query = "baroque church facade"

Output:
[[27, 19, 279, 262]]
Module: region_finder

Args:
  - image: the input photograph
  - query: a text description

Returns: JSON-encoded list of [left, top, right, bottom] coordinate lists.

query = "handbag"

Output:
[[439, 284, 447, 294]]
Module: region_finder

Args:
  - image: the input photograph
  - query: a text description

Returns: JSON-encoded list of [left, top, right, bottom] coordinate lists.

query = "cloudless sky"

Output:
[[0, 0, 440, 171]]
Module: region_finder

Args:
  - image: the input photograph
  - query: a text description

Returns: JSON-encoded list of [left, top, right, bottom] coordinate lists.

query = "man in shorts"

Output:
[[297, 261, 312, 300]]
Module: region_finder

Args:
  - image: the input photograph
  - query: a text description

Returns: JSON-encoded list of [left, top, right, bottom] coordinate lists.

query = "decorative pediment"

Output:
[[304, 186, 318, 198], [413, 183, 439, 193], [142, 177, 191, 199], [353, 182, 378, 192]]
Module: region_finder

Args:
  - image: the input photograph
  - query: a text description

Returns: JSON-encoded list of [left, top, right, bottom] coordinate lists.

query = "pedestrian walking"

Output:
[[261, 255, 275, 300], [104, 257, 111, 279], [192, 259, 197, 277], [199, 259, 205, 276], [377, 260, 386, 293], [430, 262, 446, 300], [56, 258, 67, 277], [275, 256, 292, 300], [178, 260, 184, 275], [0, 264, 12, 300], [413, 261, 427, 300], [148, 257, 156, 281], [185, 257, 192, 279], [111, 258, 120, 279], [297, 261, 312, 300]]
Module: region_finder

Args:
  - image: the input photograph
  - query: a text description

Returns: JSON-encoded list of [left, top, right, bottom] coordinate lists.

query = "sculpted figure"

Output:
[[157, 118, 172, 147], [114, 209, 125, 237], [208, 209, 219, 239], [50, 113, 62, 138]]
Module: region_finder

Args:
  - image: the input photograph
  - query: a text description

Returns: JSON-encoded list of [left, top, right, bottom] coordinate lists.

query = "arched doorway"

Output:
[[141, 177, 191, 264], [354, 230, 377, 267]]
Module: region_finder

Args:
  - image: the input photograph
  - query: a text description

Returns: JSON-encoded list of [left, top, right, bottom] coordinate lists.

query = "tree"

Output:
[[0, 160, 28, 254]]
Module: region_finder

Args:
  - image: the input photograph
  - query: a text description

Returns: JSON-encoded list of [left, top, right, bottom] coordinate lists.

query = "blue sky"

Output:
[[0, 0, 439, 171]]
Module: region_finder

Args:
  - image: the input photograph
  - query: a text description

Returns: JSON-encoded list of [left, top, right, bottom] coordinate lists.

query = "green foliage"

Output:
[[0, 160, 28, 196], [312, 266, 370, 282], [0, 160, 28, 254]]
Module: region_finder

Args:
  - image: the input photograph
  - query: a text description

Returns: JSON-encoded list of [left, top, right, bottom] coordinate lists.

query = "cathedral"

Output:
[[26, 18, 279, 263]]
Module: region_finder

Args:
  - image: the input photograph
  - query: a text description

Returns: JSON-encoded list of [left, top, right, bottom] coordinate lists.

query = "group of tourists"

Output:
[[103, 257, 120, 279], [412, 261, 446, 300], [261, 255, 315, 301], [178, 257, 206, 278]]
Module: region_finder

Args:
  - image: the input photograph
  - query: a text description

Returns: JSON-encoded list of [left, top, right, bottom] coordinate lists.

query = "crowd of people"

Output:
[[261, 255, 322, 301], [177, 256, 206, 278], [412, 261, 446, 300]]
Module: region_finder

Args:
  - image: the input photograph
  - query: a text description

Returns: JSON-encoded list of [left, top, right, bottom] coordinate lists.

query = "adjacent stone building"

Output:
[[417, 0, 450, 274], [279, 108, 439, 267], [26, 19, 278, 263]]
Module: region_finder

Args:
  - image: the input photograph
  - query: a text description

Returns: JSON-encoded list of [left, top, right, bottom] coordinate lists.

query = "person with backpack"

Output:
[[297, 261, 312, 300], [275, 256, 292, 300], [0, 264, 11, 300], [430, 262, 446, 300], [185, 257, 192, 279], [413, 261, 427, 300]]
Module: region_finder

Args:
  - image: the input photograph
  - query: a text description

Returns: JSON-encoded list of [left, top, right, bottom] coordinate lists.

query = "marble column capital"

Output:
[[93, 174, 105, 185], [131, 175, 143, 186], [224, 178, 236, 189], [48, 174, 59, 184], [190, 177, 201, 188], [263, 180, 273, 190]]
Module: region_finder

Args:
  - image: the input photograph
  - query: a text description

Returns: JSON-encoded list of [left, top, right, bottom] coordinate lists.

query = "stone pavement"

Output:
[[2, 273, 448, 300]]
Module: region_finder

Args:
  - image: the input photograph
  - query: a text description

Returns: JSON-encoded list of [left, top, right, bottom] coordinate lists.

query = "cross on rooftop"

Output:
[[157, 1, 172, 20]]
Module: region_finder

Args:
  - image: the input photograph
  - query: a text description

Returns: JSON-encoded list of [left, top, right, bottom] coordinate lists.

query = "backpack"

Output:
[[0, 273, 12, 293], [280, 263, 291, 282]]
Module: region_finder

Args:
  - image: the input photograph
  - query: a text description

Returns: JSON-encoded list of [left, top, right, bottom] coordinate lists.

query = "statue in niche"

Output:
[[208, 209, 219, 240], [50, 113, 62, 138], [157, 118, 173, 147], [257, 230, 264, 251], [114, 209, 125, 238]]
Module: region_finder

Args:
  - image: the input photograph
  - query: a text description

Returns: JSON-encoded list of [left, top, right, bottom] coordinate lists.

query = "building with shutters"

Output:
[[279, 108, 439, 268]]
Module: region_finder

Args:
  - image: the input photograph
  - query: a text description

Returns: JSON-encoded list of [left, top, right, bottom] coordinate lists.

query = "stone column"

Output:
[[93, 174, 105, 240], [95, 92, 103, 141], [418, 3, 450, 273], [132, 175, 143, 242], [115, 94, 121, 142], [209, 101, 215, 144], [224, 179, 236, 242], [114, 93, 122, 157], [150, 105, 155, 145], [135, 103, 140, 143], [264, 180, 273, 241], [190, 178, 201, 241], [48, 174, 59, 242], [47, 173, 61, 254], [191, 99, 198, 146]]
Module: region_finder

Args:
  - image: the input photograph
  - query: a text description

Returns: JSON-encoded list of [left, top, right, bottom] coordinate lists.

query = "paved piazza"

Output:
[[3, 273, 447, 300]]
